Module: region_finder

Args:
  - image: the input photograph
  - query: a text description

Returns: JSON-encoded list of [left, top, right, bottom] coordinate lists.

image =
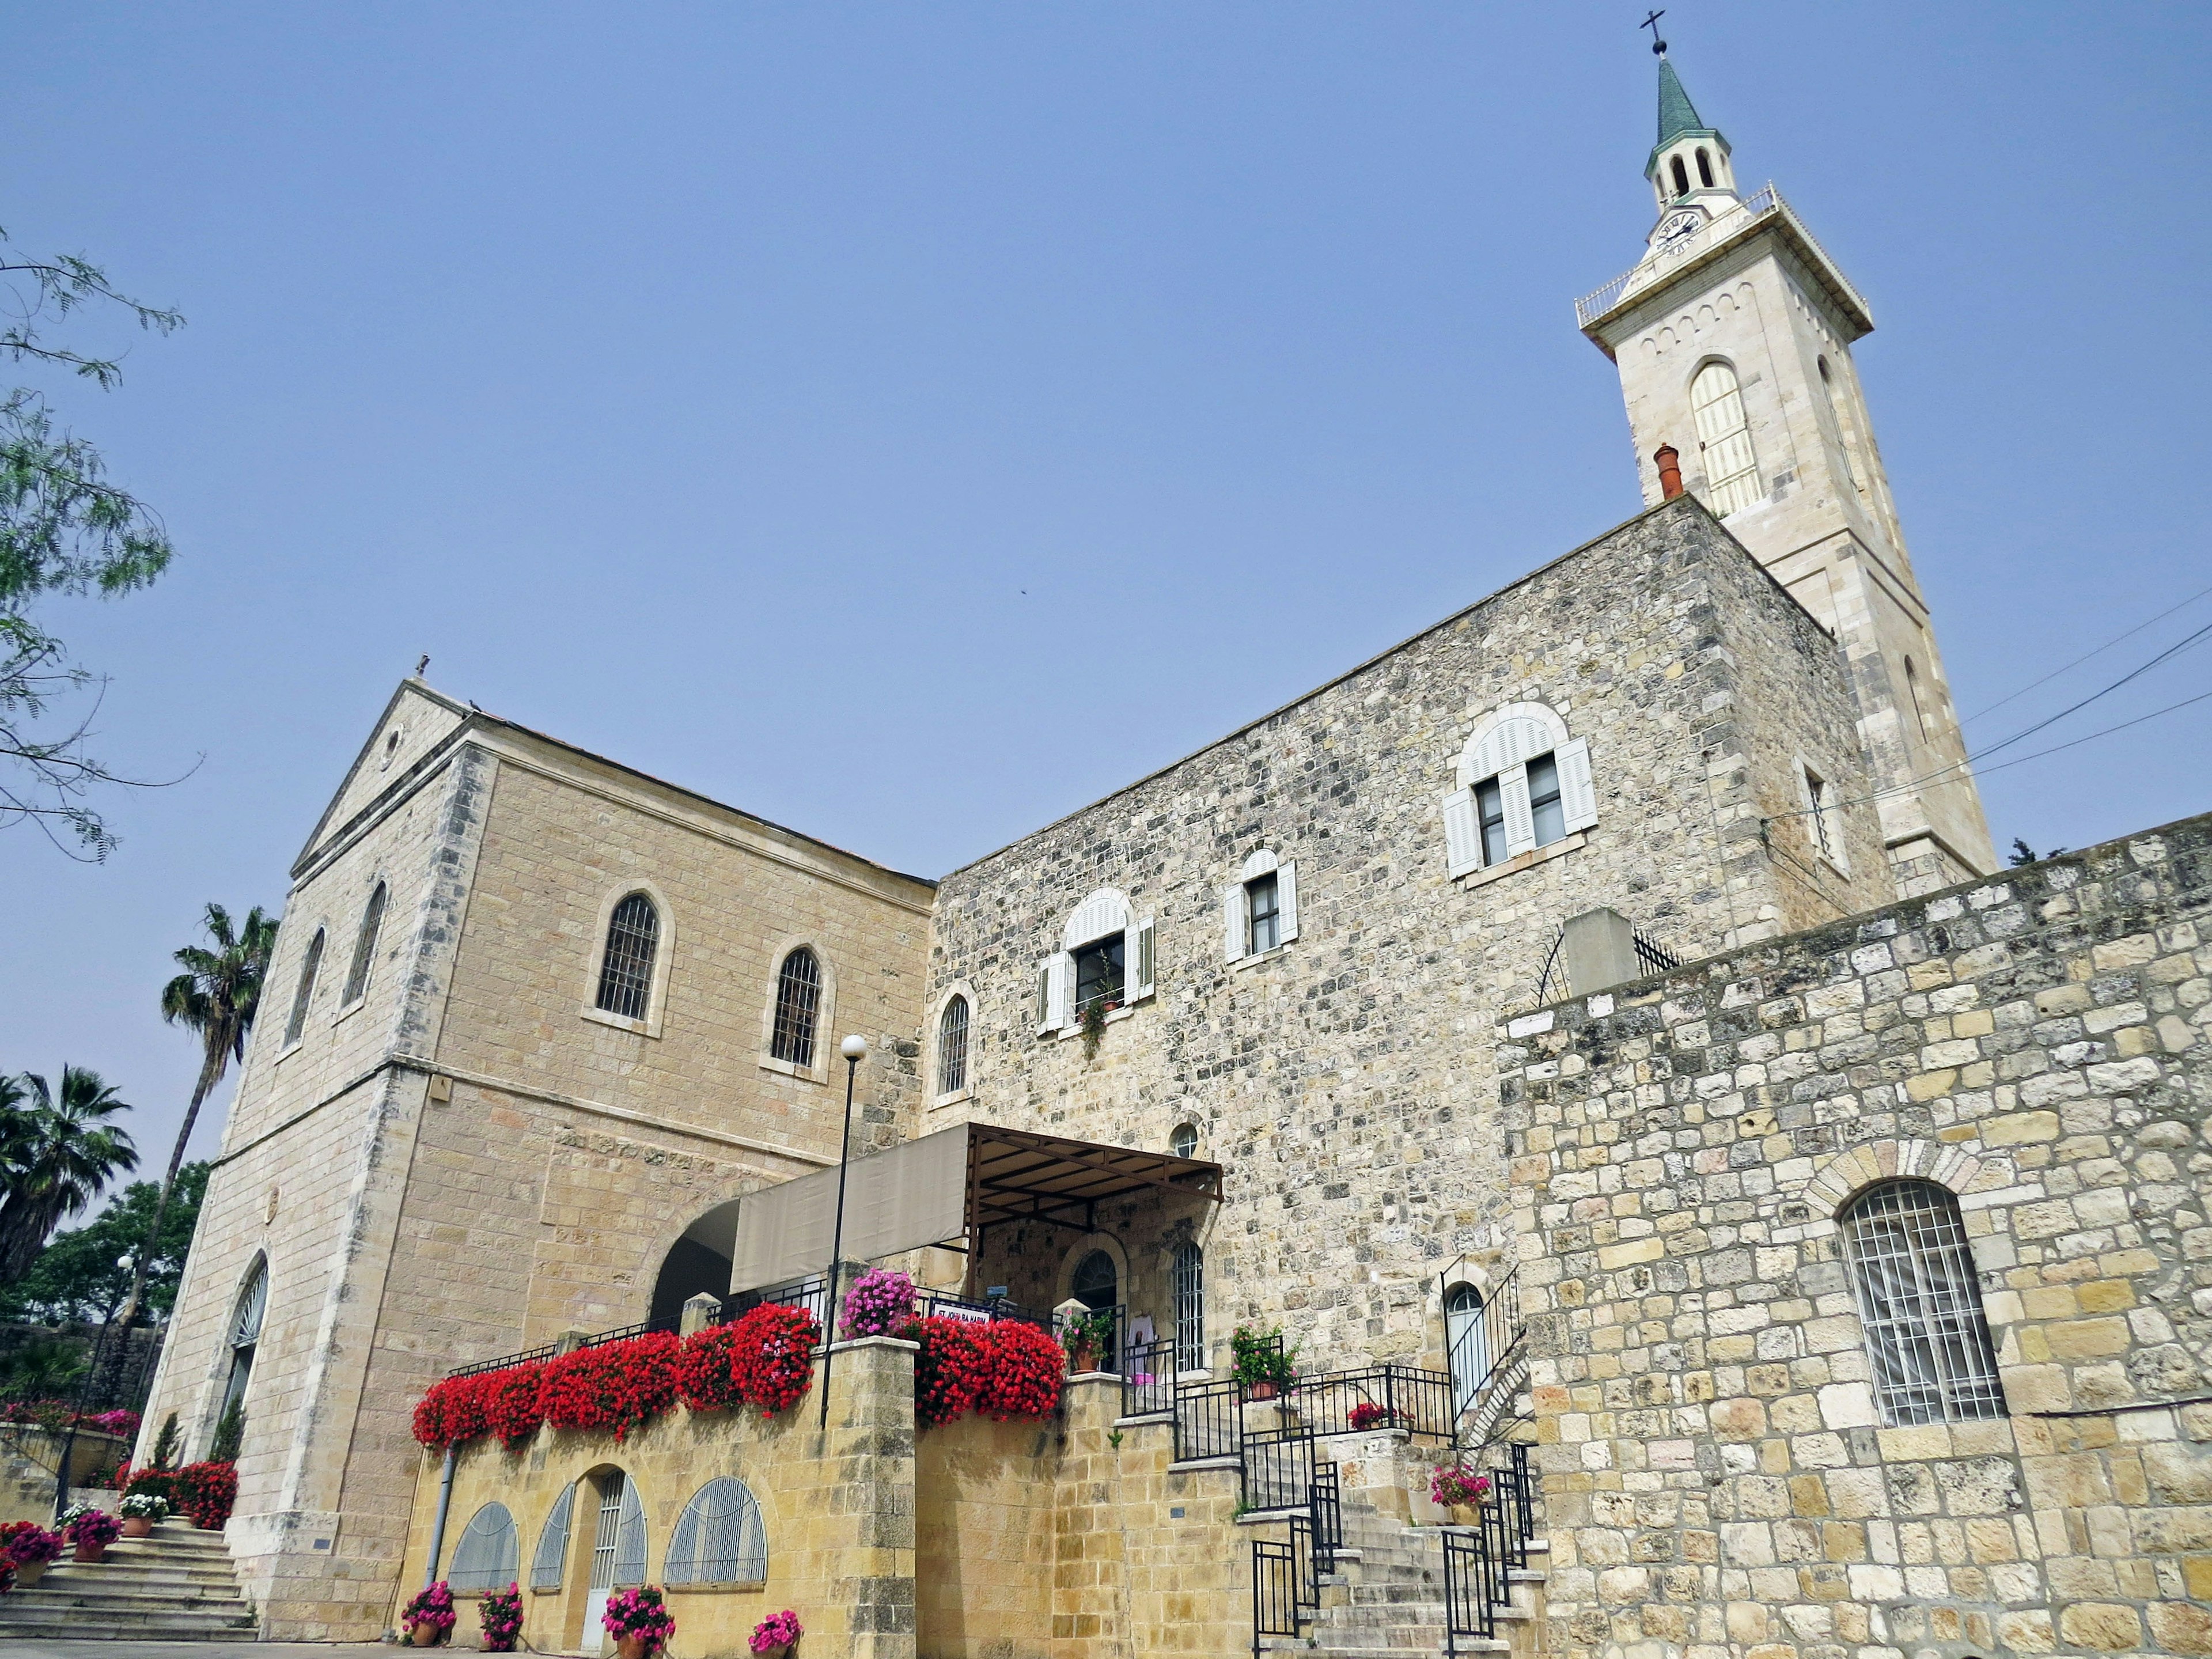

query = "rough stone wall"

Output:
[[929, 498, 1890, 1374], [1503, 812, 2212, 1659]]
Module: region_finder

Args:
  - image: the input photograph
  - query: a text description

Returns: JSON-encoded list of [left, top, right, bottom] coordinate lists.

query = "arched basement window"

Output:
[[937, 995, 969, 1095], [1445, 1283, 1489, 1416], [531, 1484, 575, 1590], [282, 929, 325, 1048], [1691, 361, 1764, 517], [449, 1502, 520, 1592], [665, 1478, 767, 1585], [1172, 1243, 1205, 1373], [343, 882, 386, 1006], [1840, 1180, 2008, 1425], [771, 947, 822, 1068], [594, 893, 660, 1021]]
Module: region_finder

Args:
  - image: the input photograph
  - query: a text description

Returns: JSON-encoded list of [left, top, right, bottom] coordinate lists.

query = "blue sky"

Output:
[[3, 3, 2207, 1184]]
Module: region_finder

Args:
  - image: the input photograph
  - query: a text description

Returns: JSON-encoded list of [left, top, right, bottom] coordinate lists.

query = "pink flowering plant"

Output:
[[2, 1524, 63, 1566], [751, 1607, 804, 1653], [840, 1269, 915, 1339], [478, 1582, 523, 1652], [62, 1508, 122, 1548], [1430, 1464, 1491, 1509], [400, 1580, 457, 1636], [603, 1585, 675, 1653]]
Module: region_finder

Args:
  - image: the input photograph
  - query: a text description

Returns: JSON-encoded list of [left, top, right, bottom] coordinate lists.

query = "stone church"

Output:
[[137, 48, 2208, 1659]]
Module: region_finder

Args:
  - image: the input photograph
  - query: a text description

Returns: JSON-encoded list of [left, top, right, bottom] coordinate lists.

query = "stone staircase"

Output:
[[0, 1520, 257, 1642]]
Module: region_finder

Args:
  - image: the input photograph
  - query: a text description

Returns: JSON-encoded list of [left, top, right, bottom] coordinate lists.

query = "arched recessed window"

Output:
[[215, 1256, 266, 1455], [665, 1477, 767, 1585], [531, 1483, 575, 1590], [282, 928, 325, 1048], [1445, 1283, 1490, 1416], [1172, 1243, 1205, 1373], [1696, 147, 1714, 188], [586, 1469, 647, 1637], [594, 894, 660, 1022], [1690, 361, 1764, 517], [342, 882, 387, 1007], [1840, 1180, 2006, 1425], [937, 995, 969, 1096], [449, 1502, 520, 1592], [771, 947, 822, 1068], [1442, 703, 1596, 878], [1169, 1122, 1198, 1161], [1817, 356, 1861, 489], [1073, 1251, 1118, 1311], [1670, 154, 1690, 196]]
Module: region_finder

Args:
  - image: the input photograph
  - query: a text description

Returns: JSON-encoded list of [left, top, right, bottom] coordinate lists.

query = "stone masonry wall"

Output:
[[1503, 810, 2212, 1659], [929, 497, 1891, 1375]]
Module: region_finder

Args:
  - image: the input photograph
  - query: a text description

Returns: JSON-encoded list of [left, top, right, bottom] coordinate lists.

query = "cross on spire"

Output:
[[1641, 9, 1668, 55]]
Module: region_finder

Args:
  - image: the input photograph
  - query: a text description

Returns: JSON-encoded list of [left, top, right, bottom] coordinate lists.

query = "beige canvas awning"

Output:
[[729, 1121, 1222, 1294]]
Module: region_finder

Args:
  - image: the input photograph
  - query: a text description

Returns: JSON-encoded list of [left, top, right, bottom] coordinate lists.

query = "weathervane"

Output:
[[1641, 9, 1668, 55]]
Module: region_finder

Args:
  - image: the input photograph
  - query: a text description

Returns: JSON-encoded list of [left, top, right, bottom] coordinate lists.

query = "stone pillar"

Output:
[[820, 1335, 918, 1659], [678, 1294, 721, 1336], [1560, 906, 1639, 997]]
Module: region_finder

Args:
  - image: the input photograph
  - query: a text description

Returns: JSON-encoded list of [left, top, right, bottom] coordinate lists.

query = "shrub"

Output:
[[123, 1466, 179, 1509], [603, 1585, 675, 1654], [723, 1304, 820, 1415], [540, 1332, 680, 1441], [401, 1580, 457, 1635], [1430, 1464, 1490, 1509], [975, 1321, 1065, 1422], [175, 1461, 238, 1529], [751, 1608, 803, 1652], [479, 1582, 523, 1652], [912, 1316, 991, 1429], [1230, 1324, 1298, 1391], [840, 1268, 915, 1338]]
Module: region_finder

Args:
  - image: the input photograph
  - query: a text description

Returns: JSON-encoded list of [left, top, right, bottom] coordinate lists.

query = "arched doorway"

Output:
[[1445, 1283, 1489, 1417], [575, 1465, 646, 1653], [649, 1198, 743, 1328]]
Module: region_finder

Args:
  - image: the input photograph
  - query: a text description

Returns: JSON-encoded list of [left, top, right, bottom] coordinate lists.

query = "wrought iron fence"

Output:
[[1633, 929, 1681, 978], [1249, 1514, 1319, 1658], [1309, 1460, 1341, 1573], [717, 1275, 832, 1336], [1440, 1442, 1538, 1656], [1290, 1363, 1457, 1442], [446, 1339, 562, 1380], [1120, 1339, 1176, 1419], [1174, 1377, 1243, 1463], [1242, 1425, 1316, 1513]]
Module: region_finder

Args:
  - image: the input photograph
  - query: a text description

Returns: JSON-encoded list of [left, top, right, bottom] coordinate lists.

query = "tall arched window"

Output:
[[1690, 361, 1764, 517], [282, 929, 325, 1048], [771, 947, 822, 1068], [937, 995, 969, 1096], [585, 1469, 647, 1634], [665, 1477, 767, 1585], [449, 1502, 520, 1592], [223, 1256, 267, 1425], [1696, 147, 1714, 188], [594, 894, 660, 1022], [1445, 1283, 1490, 1417], [342, 882, 387, 1006], [1840, 1180, 2006, 1425], [1172, 1243, 1205, 1373], [531, 1483, 575, 1590], [1670, 154, 1690, 196]]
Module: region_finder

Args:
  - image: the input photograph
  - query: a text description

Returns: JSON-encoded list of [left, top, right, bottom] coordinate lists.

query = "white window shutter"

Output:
[[1035, 961, 1052, 1033], [1131, 920, 1156, 1000], [1224, 884, 1246, 963], [1501, 763, 1537, 857], [1442, 788, 1481, 878], [1040, 953, 1071, 1032], [1558, 738, 1597, 832], [1277, 862, 1298, 944]]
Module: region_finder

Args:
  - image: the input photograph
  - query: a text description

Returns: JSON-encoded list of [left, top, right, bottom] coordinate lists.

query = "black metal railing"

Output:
[[914, 1288, 1048, 1330], [1633, 929, 1681, 977], [1242, 1425, 1315, 1513], [717, 1275, 832, 1336], [1451, 1267, 1531, 1452], [1121, 1339, 1176, 1418], [1532, 925, 1568, 1006], [1174, 1377, 1243, 1462], [1441, 1441, 1537, 1656], [1250, 1513, 1319, 1658], [574, 1314, 680, 1351], [1290, 1364, 1457, 1442], [447, 1339, 562, 1380], [1309, 1461, 1341, 1572]]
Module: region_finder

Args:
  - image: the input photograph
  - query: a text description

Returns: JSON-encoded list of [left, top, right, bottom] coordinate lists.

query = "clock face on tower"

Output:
[[1656, 209, 1702, 251]]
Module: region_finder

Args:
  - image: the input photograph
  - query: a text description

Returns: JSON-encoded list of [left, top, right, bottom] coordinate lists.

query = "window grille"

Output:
[[590, 1472, 646, 1589], [342, 883, 386, 1006], [937, 995, 969, 1095], [594, 894, 660, 1021], [282, 929, 325, 1048], [1691, 361, 1764, 517], [449, 1502, 519, 1592], [531, 1483, 574, 1590], [1246, 874, 1281, 955], [1169, 1123, 1198, 1161], [1840, 1180, 2007, 1425], [665, 1478, 767, 1585], [771, 947, 822, 1067], [1172, 1243, 1205, 1372]]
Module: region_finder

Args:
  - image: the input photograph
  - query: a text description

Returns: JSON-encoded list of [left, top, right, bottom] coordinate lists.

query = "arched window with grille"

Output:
[[1171, 1243, 1204, 1373], [594, 894, 660, 1022], [770, 947, 822, 1069], [282, 929, 325, 1048], [1690, 360, 1763, 517], [664, 1477, 767, 1585], [342, 882, 387, 1007], [1840, 1180, 2007, 1425], [1445, 1283, 1490, 1418], [221, 1256, 267, 1427], [449, 1502, 520, 1592], [531, 1483, 575, 1590], [936, 995, 969, 1096]]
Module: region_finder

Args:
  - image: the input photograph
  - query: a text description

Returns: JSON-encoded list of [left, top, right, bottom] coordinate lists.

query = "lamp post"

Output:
[[54, 1253, 134, 1523], [819, 1034, 868, 1430]]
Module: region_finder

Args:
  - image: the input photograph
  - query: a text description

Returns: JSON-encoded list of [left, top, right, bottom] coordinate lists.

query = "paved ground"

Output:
[[2, 1646, 400, 1658]]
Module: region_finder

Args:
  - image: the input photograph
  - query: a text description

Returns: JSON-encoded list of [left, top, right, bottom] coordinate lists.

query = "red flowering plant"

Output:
[[540, 1331, 680, 1441], [175, 1461, 239, 1529], [974, 1321, 1065, 1422], [722, 1304, 820, 1415], [912, 1316, 991, 1429], [62, 1508, 122, 1548], [480, 1362, 546, 1449], [1430, 1464, 1491, 1510], [1, 1521, 63, 1566], [401, 1580, 457, 1639], [674, 1322, 749, 1414], [412, 1372, 490, 1450], [1348, 1402, 1408, 1431]]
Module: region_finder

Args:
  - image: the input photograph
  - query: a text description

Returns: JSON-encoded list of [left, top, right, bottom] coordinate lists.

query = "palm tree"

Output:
[[118, 903, 276, 1327], [0, 1066, 139, 1286]]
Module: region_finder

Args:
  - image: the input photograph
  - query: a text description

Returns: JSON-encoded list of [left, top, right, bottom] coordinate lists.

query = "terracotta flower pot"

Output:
[[1248, 1380, 1278, 1401], [15, 1559, 48, 1587], [756, 1645, 793, 1659], [122, 1516, 154, 1538], [615, 1634, 650, 1659], [72, 1539, 108, 1564], [408, 1620, 448, 1646]]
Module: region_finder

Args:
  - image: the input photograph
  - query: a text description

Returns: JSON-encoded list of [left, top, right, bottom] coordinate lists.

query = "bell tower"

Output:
[[1575, 38, 1995, 897]]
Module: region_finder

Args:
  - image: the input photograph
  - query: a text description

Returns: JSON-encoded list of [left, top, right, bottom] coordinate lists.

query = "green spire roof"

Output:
[[1656, 55, 1706, 147]]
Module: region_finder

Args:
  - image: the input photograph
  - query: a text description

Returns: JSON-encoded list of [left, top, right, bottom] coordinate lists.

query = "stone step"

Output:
[[0, 1604, 257, 1633], [5, 1589, 254, 1616], [0, 1519, 256, 1642]]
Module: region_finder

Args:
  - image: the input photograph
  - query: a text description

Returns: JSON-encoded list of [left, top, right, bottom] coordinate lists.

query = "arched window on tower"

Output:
[[1817, 357, 1861, 490], [1670, 154, 1690, 196], [937, 994, 969, 1096], [217, 1256, 267, 1455], [1840, 1180, 2007, 1425], [342, 882, 387, 1007], [282, 929, 325, 1049], [594, 893, 660, 1022], [1690, 361, 1764, 517], [771, 947, 823, 1069], [1696, 148, 1714, 188]]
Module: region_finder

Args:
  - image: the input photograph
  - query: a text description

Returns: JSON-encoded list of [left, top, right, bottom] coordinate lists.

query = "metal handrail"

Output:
[[1574, 183, 1785, 328]]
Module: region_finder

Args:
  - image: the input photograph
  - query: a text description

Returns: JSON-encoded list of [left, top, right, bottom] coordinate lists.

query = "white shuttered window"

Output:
[[1446, 704, 1596, 877], [1691, 361, 1764, 517]]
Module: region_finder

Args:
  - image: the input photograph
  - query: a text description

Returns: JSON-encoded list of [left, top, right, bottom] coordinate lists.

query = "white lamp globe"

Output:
[[840, 1034, 869, 1062]]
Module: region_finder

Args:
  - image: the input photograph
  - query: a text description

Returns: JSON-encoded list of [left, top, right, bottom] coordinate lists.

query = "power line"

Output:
[[1962, 578, 2212, 724], [1969, 616, 2212, 763]]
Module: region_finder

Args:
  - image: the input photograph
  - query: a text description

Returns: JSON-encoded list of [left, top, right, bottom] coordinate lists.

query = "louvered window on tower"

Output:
[[342, 882, 386, 1006], [771, 947, 822, 1068], [1442, 703, 1596, 878], [1840, 1180, 2007, 1426], [594, 894, 660, 1022], [1691, 361, 1764, 517]]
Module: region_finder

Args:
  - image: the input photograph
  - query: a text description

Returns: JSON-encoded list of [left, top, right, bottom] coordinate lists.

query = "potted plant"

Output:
[[751, 1608, 803, 1657], [1231, 1325, 1298, 1401], [1349, 1402, 1407, 1431], [1059, 1308, 1116, 1374], [1, 1521, 65, 1586], [840, 1268, 916, 1339], [603, 1585, 675, 1658], [61, 1507, 122, 1564], [479, 1582, 523, 1652], [400, 1580, 457, 1646], [1430, 1463, 1491, 1524], [119, 1491, 170, 1537]]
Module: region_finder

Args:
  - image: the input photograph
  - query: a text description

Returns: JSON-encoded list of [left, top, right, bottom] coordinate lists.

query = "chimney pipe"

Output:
[[1654, 445, 1684, 501]]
